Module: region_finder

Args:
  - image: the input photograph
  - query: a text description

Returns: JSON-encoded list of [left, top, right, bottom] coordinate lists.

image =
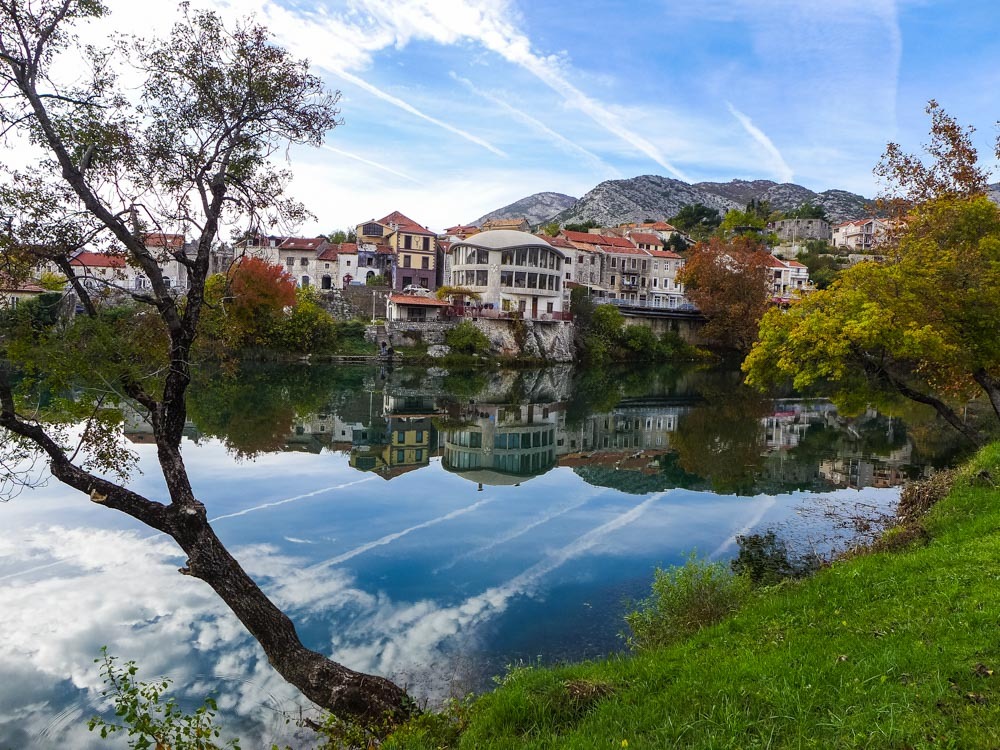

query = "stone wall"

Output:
[[320, 285, 390, 320], [620, 313, 706, 344]]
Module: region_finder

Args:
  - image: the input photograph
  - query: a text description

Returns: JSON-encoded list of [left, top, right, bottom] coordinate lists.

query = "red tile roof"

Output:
[[628, 232, 663, 246], [317, 243, 358, 260], [279, 237, 328, 250], [537, 234, 575, 249], [70, 252, 127, 268], [0, 277, 46, 293], [641, 222, 678, 231], [144, 233, 185, 248], [596, 245, 648, 256], [379, 211, 436, 236], [646, 249, 683, 259], [561, 230, 635, 248], [445, 224, 478, 233], [389, 294, 449, 306], [785, 260, 807, 268]]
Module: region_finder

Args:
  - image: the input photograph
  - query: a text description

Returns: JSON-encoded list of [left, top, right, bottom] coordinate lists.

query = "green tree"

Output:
[[541, 221, 560, 236], [784, 202, 827, 221], [746, 103, 1000, 446], [0, 0, 410, 725], [668, 203, 721, 241], [564, 219, 599, 233], [444, 320, 490, 355]]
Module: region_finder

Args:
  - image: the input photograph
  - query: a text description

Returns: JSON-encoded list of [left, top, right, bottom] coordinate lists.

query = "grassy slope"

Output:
[[390, 444, 1000, 749]]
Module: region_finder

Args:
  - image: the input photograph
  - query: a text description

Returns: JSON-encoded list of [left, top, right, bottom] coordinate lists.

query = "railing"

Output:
[[445, 306, 573, 322], [597, 297, 698, 312]]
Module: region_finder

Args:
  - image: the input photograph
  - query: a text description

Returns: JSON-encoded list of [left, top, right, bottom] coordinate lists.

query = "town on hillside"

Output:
[[3, 206, 891, 349]]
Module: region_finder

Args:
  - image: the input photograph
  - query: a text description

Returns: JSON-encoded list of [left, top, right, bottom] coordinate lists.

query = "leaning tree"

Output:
[[0, 0, 413, 725]]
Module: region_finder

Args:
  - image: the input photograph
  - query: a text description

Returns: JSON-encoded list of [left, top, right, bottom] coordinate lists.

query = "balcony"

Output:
[[445, 305, 572, 322]]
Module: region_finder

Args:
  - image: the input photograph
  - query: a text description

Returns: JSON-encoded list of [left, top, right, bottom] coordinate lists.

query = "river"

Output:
[[0, 362, 964, 748]]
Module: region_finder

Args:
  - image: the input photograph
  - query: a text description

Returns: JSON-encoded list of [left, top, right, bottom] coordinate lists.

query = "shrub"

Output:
[[445, 320, 490, 356], [625, 555, 751, 650], [88, 648, 239, 749]]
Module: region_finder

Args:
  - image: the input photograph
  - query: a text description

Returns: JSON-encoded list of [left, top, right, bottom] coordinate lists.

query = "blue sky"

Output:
[[86, 0, 1000, 232]]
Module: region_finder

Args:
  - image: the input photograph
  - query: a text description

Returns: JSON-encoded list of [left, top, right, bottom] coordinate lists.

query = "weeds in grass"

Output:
[[624, 554, 752, 650]]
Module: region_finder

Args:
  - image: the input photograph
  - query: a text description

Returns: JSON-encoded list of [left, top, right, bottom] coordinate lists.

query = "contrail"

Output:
[[450, 73, 615, 175], [209, 477, 376, 522], [322, 144, 421, 183], [726, 102, 794, 183], [331, 67, 507, 158], [308, 497, 495, 571]]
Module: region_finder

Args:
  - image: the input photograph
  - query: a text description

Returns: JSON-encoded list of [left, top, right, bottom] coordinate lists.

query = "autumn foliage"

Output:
[[202, 257, 297, 349], [677, 236, 772, 352]]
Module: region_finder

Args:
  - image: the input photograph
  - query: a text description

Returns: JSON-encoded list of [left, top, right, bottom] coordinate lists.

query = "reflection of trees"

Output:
[[672, 377, 770, 495], [187, 364, 372, 459]]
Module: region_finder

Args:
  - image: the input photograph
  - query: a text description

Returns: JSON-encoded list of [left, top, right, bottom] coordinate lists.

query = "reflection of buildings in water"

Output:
[[122, 403, 201, 444], [562, 402, 686, 456], [818, 444, 913, 489], [443, 402, 562, 485], [762, 400, 838, 451], [348, 393, 439, 479]]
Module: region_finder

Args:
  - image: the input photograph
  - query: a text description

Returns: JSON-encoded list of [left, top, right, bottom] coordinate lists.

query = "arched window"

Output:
[[301, 275, 310, 288], [163, 277, 172, 289]]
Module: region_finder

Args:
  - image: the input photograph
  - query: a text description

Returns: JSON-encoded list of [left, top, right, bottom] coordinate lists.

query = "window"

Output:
[[346, 260, 351, 266], [286, 257, 294, 266], [300, 258, 308, 266], [610, 275, 616, 285], [397, 430, 405, 443], [397, 450, 405, 462], [611, 257, 617, 268], [527, 272, 538, 288], [404, 235, 412, 249], [403, 255, 412, 268], [476, 269, 488, 285], [415, 449, 423, 461], [301, 275, 310, 287], [402, 276, 412, 287], [421, 256, 429, 269], [653, 278, 658, 287], [415, 430, 424, 442], [422, 237, 430, 251], [546, 302, 554, 313]]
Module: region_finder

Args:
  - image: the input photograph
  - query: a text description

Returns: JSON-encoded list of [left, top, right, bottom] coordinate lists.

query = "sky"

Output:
[[14, 0, 1000, 233]]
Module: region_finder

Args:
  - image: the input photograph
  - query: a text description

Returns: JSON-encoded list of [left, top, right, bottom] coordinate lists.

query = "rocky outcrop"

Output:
[[471, 319, 575, 362], [472, 192, 577, 227]]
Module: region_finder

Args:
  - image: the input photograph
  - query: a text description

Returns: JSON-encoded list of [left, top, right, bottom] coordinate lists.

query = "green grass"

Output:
[[387, 444, 1000, 749]]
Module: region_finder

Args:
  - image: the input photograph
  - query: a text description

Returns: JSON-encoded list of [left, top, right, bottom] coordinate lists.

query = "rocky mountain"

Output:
[[543, 175, 871, 227], [473, 192, 576, 227], [989, 182, 1000, 205]]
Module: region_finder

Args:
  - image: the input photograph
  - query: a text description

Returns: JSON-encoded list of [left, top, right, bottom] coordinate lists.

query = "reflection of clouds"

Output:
[[307, 497, 495, 572], [433, 488, 606, 574], [0, 527, 317, 747], [329, 491, 670, 692]]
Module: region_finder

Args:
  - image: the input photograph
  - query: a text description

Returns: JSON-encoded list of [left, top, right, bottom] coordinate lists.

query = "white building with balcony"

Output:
[[447, 230, 567, 319]]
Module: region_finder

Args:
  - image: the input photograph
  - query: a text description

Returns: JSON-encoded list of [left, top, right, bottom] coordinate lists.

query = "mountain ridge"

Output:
[[472, 176, 874, 229]]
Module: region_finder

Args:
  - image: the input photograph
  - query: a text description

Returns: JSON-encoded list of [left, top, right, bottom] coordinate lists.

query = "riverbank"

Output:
[[387, 443, 1000, 749]]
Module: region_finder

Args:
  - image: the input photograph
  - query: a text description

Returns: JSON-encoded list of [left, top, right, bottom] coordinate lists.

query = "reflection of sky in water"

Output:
[[0, 436, 896, 748]]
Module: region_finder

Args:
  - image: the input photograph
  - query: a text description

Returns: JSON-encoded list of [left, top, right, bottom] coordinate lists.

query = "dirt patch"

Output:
[[897, 469, 958, 524]]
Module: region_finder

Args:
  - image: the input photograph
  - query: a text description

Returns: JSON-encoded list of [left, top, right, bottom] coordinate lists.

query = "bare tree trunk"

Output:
[[165, 502, 414, 725]]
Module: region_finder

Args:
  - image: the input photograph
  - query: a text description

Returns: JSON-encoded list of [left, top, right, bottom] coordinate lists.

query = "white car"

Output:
[[401, 285, 432, 296]]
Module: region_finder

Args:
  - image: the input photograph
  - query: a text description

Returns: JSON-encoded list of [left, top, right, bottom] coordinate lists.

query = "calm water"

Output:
[[0, 363, 963, 748]]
